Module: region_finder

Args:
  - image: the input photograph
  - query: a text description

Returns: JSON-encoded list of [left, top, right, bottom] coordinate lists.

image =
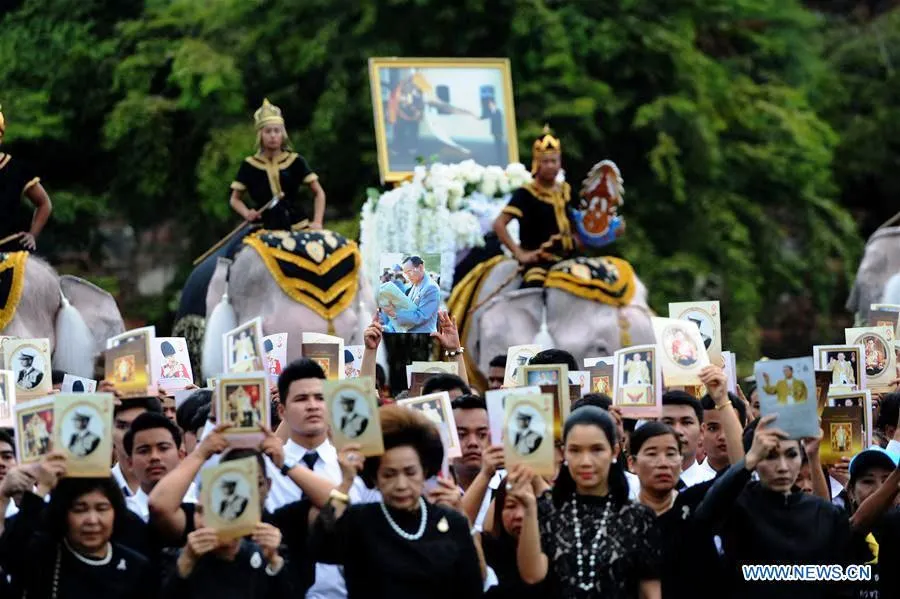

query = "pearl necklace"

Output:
[[380, 497, 428, 541], [571, 496, 611, 592]]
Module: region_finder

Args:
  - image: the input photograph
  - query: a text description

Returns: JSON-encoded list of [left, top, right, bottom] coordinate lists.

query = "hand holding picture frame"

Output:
[[201, 456, 261, 540], [503, 393, 555, 478], [326, 377, 384, 457], [754, 357, 818, 439], [215, 372, 270, 446], [519, 364, 569, 442], [53, 393, 114, 477]]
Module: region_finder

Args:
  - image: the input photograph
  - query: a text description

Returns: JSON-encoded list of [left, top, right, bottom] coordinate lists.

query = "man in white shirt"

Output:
[[111, 396, 165, 498], [267, 358, 378, 599], [660, 391, 714, 489], [453, 395, 506, 531], [123, 412, 196, 520]]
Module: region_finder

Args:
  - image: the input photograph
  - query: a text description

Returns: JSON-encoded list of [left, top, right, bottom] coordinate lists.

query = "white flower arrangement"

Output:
[[360, 161, 532, 293]]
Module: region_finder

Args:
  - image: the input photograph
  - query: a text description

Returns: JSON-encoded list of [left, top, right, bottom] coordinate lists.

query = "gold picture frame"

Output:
[[53, 393, 114, 477], [368, 57, 519, 183], [201, 456, 261, 540], [325, 377, 384, 457]]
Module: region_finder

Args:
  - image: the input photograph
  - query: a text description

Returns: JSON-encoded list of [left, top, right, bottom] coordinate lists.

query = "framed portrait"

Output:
[[201, 456, 261, 540], [568, 371, 591, 396], [820, 406, 863, 466], [377, 252, 443, 334], [344, 345, 364, 379], [302, 332, 345, 376], [325, 377, 384, 457], [0, 370, 16, 429], [13, 395, 54, 463], [216, 372, 270, 443], [302, 342, 341, 380], [107, 326, 157, 387], [368, 57, 519, 183], [153, 337, 194, 392], [845, 327, 895, 392], [53, 393, 114, 477], [650, 317, 710, 386], [813, 344, 864, 392], [0, 336, 19, 369], [397, 391, 461, 458], [2, 337, 52, 401], [520, 364, 570, 441], [589, 364, 614, 396], [503, 393, 555, 478], [485, 386, 540, 445], [224, 318, 265, 374], [668, 301, 722, 363], [262, 333, 288, 383], [407, 360, 458, 386], [754, 357, 818, 439], [612, 345, 662, 418], [61, 374, 97, 394], [505, 344, 542, 388], [828, 389, 873, 447], [104, 338, 151, 398], [868, 310, 899, 338]]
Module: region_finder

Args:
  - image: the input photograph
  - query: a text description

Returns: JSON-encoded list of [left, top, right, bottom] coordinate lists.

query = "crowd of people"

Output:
[[0, 310, 898, 599]]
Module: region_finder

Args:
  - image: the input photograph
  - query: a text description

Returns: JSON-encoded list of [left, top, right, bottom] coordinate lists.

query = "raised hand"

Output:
[[745, 415, 788, 470], [431, 310, 461, 350], [185, 527, 220, 559], [251, 522, 283, 562], [195, 422, 232, 460], [364, 312, 384, 350], [426, 476, 463, 512], [337, 443, 364, 487], [258, 425, 285, 469]]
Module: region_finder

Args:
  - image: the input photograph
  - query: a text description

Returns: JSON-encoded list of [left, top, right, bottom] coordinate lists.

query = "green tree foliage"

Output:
[[0, 0, 868, 360]]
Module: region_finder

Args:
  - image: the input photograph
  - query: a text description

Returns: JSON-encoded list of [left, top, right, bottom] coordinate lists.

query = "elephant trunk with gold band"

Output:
[[228, 98, 327, 232], [491, 125, 578, 288], [0, 104, 54, 253]]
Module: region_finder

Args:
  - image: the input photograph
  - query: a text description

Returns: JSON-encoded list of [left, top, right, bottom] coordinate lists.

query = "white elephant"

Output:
[[451, 257, 654, 386], [846, 226, 900, 323], [1, 254, 125, 378]]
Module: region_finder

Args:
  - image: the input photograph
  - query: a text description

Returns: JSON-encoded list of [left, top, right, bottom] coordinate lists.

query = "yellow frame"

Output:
[[368, 57, 519, 183]]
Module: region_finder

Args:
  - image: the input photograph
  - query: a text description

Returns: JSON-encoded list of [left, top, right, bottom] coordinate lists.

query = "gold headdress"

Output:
[[531, 124, 561, 174], [253, 98, 285, 130]]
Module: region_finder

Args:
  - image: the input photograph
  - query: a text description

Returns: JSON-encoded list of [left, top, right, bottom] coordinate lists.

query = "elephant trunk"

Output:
[[54, 291, 96, 378], [202, 291, 237, 378]]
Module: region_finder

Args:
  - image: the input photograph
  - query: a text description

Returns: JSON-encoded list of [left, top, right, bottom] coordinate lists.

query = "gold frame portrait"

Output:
[[519, 364, 570, 441], [201, 456, 261, 540], [224, 318, 265, 374], [325, 377, 384, 457], [3, 337, 53, 401], [216, 372, 270, 436], [368, 57, 519, 183], [13, 395, 53, 463], [503, 393, 555, 477], [53, 393, 114, 477]]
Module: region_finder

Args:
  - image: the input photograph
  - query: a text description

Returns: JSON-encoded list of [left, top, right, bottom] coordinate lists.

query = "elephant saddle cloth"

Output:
[[0, 251, 27, 331], [242, 229, 360, 321], [544, 256, 636, 307]]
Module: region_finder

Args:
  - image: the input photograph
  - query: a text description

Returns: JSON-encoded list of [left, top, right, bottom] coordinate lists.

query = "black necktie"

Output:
[[301, 451, 319, 470]]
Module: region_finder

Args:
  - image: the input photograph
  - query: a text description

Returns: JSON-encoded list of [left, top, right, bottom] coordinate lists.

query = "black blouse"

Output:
[[230, 151, 317, 230], [482, 532, 553, 599], [0, 153, 39, 242], [537, 492, 663, 599], [501, 182, 575, 252], [310, 500, 484, 598]]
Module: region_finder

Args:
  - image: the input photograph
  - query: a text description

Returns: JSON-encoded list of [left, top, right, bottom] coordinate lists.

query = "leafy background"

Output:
[[1, 0, 897, 370]]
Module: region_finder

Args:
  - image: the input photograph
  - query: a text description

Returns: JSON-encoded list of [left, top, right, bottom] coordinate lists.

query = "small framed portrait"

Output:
[[504, 344, 542, 388], [61, 374, 97, 394], [343, 345, 364, 379], [754, 357, 819, 439], [107, 326, 157, 387], [651, 317, 710, 386], [669, 301, 722, 363], [14, 396, 54, 463], [325, 377, 384, 456], [216, 373, 270, 437], [820, 406, 863, 466], [829, 389, 873, 446], [612, 344, 662, 418], [485, 386, 540, 445], [53, 393, 113, 477], [408, 361, 458, 387], [398, 391, 461, 458], [104, 337, 150, 398], [201, 456, 262, 540], [377, 252, 443, 334], [520, 364, 570, 442], [845, 327, 895, 392], [0, 370, 15, 429], [814, 344, 864, 392], [263, 333, 288, 383], [153, 337, 194, 392], [503, 393, 555, 477], [302, 342, 340, 380], [2, 338, 52, 400], [589, 363, 614, 396], [224, 318, 265, 374], [368, 57, 518, 183]]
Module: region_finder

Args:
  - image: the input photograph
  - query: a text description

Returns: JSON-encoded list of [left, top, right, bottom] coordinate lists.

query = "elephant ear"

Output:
[[59, 275, 125, 356]]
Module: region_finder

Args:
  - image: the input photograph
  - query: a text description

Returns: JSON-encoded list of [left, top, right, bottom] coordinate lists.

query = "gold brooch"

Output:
[[436, 516, 449, 533]]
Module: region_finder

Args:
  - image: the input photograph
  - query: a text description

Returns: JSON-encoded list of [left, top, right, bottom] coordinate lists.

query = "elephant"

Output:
[[454, 258, 655, 386], [1, 255, 125, 378], [175, 233, 373, 381], [846, 226, 900, 324]]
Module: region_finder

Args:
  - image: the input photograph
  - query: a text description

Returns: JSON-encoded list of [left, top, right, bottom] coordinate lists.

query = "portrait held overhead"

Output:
[[4, 6, 900, 599]]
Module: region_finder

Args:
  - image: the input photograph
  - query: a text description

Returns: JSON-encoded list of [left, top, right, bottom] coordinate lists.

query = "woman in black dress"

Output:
[[310, 405, 484, 598], [0, 475, 155, 599], [509, 406, 663, 598]]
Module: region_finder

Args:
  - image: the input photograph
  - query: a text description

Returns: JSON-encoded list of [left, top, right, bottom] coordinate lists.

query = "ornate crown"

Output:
[[532, 124, 561, 156], [253, 98, 285, 130]]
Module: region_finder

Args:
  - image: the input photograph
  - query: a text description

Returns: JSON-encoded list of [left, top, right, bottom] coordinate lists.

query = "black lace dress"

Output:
[[537, 491, 662, 598]]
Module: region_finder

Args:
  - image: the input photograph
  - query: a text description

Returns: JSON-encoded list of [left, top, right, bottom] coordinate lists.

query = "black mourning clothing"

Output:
[[0, 153, 39, 250], [536, 491, 663, 599], [230, 152, 317, 230], [311, 500, 484, 598]]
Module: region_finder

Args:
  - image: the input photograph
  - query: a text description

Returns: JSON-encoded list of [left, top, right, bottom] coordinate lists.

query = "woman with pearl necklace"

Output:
[[310, 405, 484, 598], [508, 406, 663, 598]]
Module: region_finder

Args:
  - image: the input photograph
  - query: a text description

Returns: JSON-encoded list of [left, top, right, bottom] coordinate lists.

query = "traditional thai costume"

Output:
[[500, 127, 577, 287], [0, 105, 42, 253]]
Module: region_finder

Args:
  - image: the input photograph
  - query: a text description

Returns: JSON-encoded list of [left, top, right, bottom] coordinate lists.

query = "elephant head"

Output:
[[472, 288, 545, 375]]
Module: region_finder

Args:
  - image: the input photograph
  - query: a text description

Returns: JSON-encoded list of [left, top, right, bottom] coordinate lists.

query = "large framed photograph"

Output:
[[504, 392, 555, 478], [368, 57, 518, 183], [224, 318, 265, 374], [0, 370, 14, 429], [13, 396, 54, 463], [201, 456, 261, 540], [397, 391, 461, 458], [2, 337, 52, 401], [325, 377, 384, 457], [378, 252, 443, 334], [53, 393, 114, 477], [216, 372, 270, 443], [754, 357, 818, 439], [107, 326, 157, 389]]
